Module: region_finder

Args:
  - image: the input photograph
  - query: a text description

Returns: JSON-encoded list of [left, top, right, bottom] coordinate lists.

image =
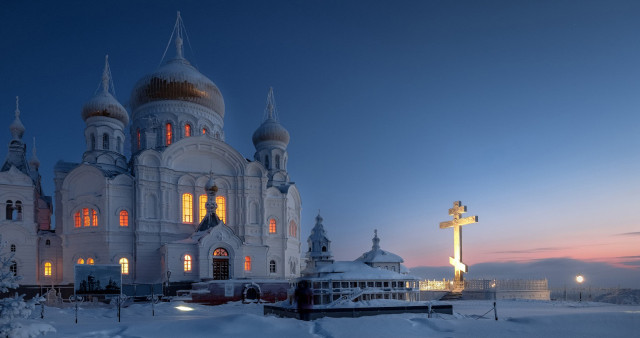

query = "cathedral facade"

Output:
[[0, 21, 301, 287]]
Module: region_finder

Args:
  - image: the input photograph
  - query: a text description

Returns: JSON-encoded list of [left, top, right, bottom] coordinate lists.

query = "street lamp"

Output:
[[576, 275, 584, 302]]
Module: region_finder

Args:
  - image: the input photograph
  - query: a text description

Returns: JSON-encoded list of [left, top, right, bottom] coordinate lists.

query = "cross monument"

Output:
[[439, 201, 478, 286]]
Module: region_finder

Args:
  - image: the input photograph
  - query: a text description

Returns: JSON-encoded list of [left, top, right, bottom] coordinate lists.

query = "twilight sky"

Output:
[[1, 1, 639, 270]]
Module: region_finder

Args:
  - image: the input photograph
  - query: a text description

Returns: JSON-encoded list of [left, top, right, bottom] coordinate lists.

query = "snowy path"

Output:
[[24, 300, 639, 338]]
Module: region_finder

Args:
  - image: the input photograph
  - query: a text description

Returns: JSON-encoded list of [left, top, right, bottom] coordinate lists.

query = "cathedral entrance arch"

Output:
[[212, 248, 230, 280]]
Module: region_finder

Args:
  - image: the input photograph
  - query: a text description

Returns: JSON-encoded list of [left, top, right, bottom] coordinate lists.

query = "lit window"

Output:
[[184, 254, 192, 272], [166, 123, 172, 145], [74, 212, 81, 227], [185, 124, 192, 137], [10, 244, 16, 252], [136, 128, 141, 150], [119, 210, 129, 227], [213, 248, 228, 256], [119, 258, 129, 275], [44, 262, 52, 276], [83, 208, 90, 227], [244, 256, 251, 271], [216, 196, 226, 224], [199, 195, 207, 222], [103, 133, 109, 150], [270, 260, 276, 273], [289, 220, 297, 237], [202, 127, 206, 135], [182, 193, 193, 223], [77, 258, 85, 265], [269, 219, 276, 234], [87, 258, 94, 265], [92, 209, 98, 226]]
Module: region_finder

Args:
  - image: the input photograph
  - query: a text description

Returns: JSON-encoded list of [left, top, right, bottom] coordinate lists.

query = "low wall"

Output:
[[463, 290, 550, 300], [264, 304, 453, 320], [191, 279, 290, 305]]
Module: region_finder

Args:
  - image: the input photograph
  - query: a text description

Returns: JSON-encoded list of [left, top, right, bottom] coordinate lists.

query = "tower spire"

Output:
[[29, 137, 40, 170], [9, 96, 25, 140], [372, 229, 380, 251], [265, 87, 277, 120], [102, 55, 110, 93], [175, 11, 184, 59]]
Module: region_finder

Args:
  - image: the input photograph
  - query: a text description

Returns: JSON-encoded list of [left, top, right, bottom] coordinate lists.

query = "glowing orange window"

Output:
[[82, 208, 90, 227], [77, 258, 85, 265], [216, 196, 226, 224], [244, 256, 251, 271], [269, 219, 276, 234], [119, 210, 129, 226], [91, 209, 98, 226], [182, 193, 193, 223], [199, 195, 207, 222], [74, 212, 81, 228], [119, 258, 129, 275], [184, 254, 192, 272], [136, 128, 141, 150], [202, 128, 206, 135], [166, 123, 173, 145], [87, 258, 94, 265], [44, 262, 52, 276], [185, 124, 192, 137], [213, 248, 228, 256]]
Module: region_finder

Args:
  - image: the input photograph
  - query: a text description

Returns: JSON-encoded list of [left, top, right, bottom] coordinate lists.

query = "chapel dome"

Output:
[[252, 118, 290, 147], [81, 91, 129, 125], [129, 57, 225, 118]]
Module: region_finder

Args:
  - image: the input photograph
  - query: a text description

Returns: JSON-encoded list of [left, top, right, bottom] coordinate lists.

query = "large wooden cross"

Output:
[[439, 201, 478, 285]]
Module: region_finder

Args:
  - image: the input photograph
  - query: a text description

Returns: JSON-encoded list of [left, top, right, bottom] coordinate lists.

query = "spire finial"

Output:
[[175, 11, 184, 59], [30, 137, 40, 170], [15, 96, 20, 118], [265, 87, 278, 121], [372, 229, 380, 250], [102, 55, 110, 93]]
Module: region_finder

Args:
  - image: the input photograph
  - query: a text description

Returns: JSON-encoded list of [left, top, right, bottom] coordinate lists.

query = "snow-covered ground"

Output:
[[19, 299, 639, 338]]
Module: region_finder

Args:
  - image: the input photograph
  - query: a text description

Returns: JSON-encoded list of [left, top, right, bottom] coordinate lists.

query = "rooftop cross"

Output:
[[265, 87, 278, 121], [439, 201, 478, 288], [102, 55, 110, 93]]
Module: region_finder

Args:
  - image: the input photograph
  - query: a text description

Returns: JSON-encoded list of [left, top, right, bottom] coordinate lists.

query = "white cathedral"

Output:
[[0, 18, 302, 288]]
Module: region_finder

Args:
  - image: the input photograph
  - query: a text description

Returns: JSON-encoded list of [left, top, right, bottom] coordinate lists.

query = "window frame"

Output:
[[183, 254, 192, 272], [182, 193, 193, 223]]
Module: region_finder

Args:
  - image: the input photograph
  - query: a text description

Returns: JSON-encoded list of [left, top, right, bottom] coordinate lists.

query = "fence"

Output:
[[419, 279, 548, 291]]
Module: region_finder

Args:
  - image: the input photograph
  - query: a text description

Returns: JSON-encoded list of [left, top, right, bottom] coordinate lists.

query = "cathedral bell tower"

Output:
[[252, 87, 290, 185], [303, 213, 334, 274], [81, 55, 129, 172]]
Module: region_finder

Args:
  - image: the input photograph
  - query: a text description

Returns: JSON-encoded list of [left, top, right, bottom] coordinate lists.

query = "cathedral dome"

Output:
[[252, 118, 290, 147], [129, 57, 225, 118], [81, 91, 129, 125]]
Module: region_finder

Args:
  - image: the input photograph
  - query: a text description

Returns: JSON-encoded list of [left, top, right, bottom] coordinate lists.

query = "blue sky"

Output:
[[1, 1, 639, 269]]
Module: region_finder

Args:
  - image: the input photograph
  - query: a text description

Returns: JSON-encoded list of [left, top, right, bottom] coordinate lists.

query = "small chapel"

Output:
[[0, 14, 302, 290]]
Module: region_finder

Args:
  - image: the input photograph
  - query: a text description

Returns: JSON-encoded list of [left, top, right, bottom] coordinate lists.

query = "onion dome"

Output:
[[129, 34, 224, 117], [204, 175, 218, 193], [252, 87, 290, 147], [81, 55, 129, 125], [10, 96, 25, 140]]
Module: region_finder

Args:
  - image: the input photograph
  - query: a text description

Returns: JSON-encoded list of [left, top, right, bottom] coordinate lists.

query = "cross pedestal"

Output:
[[439, 201, 478, 289]]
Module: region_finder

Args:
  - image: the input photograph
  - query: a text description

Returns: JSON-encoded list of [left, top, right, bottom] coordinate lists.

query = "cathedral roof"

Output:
[[252, 87, 289, 147], [81, 56, 129, 125], [355, 230, 404, 264]]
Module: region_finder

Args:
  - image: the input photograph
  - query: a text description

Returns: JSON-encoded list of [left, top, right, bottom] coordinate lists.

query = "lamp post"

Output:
[[576, 275, 584, 302]]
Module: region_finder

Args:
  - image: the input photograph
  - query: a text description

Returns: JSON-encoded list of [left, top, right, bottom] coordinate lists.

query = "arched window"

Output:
[[92, 209, 98, 227], [119, 258, 129, 275], [165, 123, 173, 146], [74, 212, 81, 228], [119, 210, 129, 227], [14, 201, 22, 220], [289, 220, 297, 237], [116, 136, 122, 152], [10, 244, 16, 252], [244, 256, 251, 271], [44, 262, 52, 276], [91, 134, 96, 150], [10, 261, 17, 276], [103, 133, 109, 150], [202, 127, 206, 135], [265, 155, 270, 169], [184, 254, 192, 272], [199, 195, 207, 222], [136, 128, 141, 150], [45, 240, 50, 246], [216, 196, 226, 224], [182, 193, 193, 223], [185, 124, 192, 137], [5, 200, 12, 220], [82, 208, 90, 227], [322, 246, 327, 252], [213, 248, 228, 256], [269, 219, 276, 234], [269, 260, 276, 273], [77, 258, 85, 265], [87, 258, 94, 265], [275, 155, 281, 169]]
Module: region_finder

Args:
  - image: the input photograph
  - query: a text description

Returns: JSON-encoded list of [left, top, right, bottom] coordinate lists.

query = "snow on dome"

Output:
[[81, 55, 129, 125], [129, 57, 225, 118], [356, 230, 404, 264], [313, 261, 408, 280]]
